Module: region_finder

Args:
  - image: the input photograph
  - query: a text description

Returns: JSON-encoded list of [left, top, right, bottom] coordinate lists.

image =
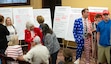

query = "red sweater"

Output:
[[25, 27, 43, 50]]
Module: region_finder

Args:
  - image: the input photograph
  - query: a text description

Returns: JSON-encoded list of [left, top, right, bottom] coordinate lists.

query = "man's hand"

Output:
[[17, 56, 25, 61], [87, 33, 92, 38]]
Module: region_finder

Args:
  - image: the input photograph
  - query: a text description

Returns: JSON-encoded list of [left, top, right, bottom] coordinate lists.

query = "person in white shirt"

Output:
[[5, 17, 17, 41], [17, 36, 50, 64]]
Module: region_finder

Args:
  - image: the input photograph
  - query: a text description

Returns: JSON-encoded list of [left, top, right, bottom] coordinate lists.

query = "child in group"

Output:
[[5, 35, 23, 64], [92, 14, 102, 64]]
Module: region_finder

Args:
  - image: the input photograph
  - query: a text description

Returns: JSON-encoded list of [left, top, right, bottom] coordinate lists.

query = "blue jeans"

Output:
[[0, 49, 5, 64], [0, 59, 1, 64]]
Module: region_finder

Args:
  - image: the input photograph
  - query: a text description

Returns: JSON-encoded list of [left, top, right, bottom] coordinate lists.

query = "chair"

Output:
[[0, 54, 5, 64], [4, 56, 15, 61], [5, 57, 31, 64], [0, 54, 30, 64], [0, 54, 12, 64], [18, 60, 31, 64]]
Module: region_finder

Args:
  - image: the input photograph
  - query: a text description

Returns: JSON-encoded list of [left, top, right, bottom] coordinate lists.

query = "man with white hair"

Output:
[[17, 36, 50, 64]]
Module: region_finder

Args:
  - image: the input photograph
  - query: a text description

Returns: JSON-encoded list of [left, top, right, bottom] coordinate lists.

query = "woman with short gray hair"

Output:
[[25, 22, 43, 50]]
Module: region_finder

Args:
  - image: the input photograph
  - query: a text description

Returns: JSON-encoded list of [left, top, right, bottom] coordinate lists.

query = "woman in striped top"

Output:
[[5, 35, 23, 64]]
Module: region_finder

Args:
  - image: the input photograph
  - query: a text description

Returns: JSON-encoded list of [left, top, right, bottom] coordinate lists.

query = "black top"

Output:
[[0, 24, 9, 49]]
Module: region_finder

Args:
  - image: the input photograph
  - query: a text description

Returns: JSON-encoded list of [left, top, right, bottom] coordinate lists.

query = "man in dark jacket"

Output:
[[0, 15, 9, 64]]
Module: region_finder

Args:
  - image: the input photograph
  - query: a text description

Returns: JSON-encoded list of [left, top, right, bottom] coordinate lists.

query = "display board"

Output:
[[13, 7, 35, 40], [53, 6, 71, 38], [88, 7, 108, 12], [0, 7, 13, 25], [65, 8, 83, 41], [33, 9, 52, 28]]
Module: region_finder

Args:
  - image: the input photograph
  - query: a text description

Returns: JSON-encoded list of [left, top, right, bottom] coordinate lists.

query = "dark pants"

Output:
[[0, 49, 5, 54], [51, 50, 59, 64]]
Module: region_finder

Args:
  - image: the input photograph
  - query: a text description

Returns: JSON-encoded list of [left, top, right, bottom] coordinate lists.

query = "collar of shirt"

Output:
[[82, 17, 89, 27], [82, 17, 88, 21], [103, 19, 111, 24]]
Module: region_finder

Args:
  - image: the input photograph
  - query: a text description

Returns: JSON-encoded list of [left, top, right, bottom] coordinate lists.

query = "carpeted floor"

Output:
[[57, 48, 96, 64], [22, 45, 96, 64]]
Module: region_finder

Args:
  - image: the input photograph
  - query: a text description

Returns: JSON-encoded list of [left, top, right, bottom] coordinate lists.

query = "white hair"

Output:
[[33, 36, 41, 44], [26, 21, 34, 30]]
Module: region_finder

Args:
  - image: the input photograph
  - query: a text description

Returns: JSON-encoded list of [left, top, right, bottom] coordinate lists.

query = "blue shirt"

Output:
[[97, 20, 111, 47]]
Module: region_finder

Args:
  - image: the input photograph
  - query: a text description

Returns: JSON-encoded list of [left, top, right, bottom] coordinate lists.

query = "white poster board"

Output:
[[33, 9, 52, 28], [65, 8, 83, 41], [53, 6, 71, 38], [88, 7, 108, 12], [13, 7, 35, 40], [0, 7, 13, 24]]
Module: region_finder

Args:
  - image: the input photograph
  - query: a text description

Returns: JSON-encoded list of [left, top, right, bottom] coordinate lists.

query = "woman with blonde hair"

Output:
[[5, 35, 23, 64], [25, 22, 43, 50], [5, 17, 17, 41], [36, 15, 44, 29], [37, 15, 44, 24]]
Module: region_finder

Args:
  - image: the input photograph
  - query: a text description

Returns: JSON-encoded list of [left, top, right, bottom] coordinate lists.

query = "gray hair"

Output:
[[33, 36, 41, 44], [26, 22, 34, 30]]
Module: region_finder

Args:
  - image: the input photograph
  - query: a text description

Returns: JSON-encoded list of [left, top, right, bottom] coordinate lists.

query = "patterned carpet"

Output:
[[57, 48, 96, 64]]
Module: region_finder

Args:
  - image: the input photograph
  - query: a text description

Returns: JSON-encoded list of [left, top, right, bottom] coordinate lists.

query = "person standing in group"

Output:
[[92, 14, 102, 64], [17, 36, 50, 64], [97, 10, 111, 64], [5, 17, 17, 42], [41, 23, 60, 64], [36, 15, 45, 44], [73, 8, 92, 64], [36, 15, 44, 29], [25, 22, 43, 50], [5, 35, 23, 64], [0, 15, 9, 64]]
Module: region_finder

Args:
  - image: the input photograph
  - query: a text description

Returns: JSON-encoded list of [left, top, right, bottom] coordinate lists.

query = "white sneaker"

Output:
[[74, 58, 80, 64]]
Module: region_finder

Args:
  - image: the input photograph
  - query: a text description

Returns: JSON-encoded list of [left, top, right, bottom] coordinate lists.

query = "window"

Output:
[[0, 0, 30, 6]]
